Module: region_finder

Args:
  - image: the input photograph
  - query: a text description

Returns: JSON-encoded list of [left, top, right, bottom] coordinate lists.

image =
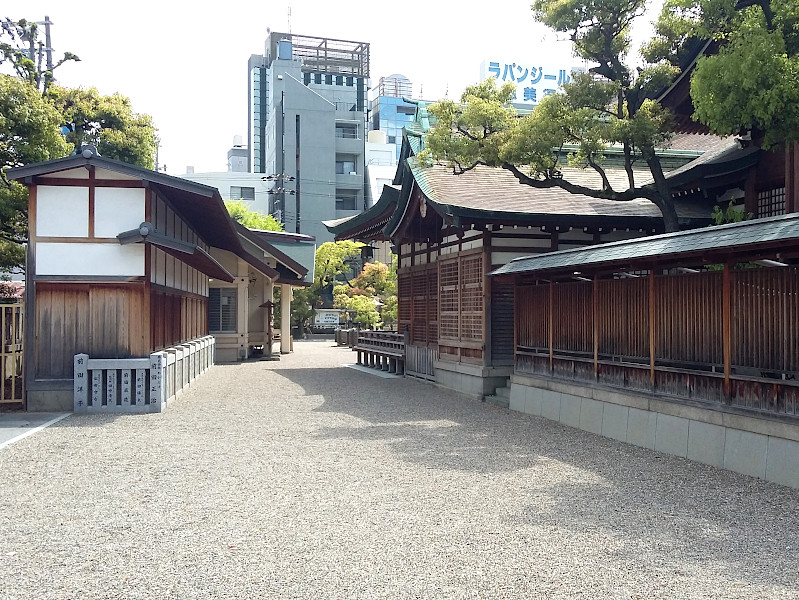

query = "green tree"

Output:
[[0, 74, 71, 272], [288, 241, 364, 329], [0, 20, 159, 273], [48, 86, 158, 169], [424, 0, 774, 233], [224, 199, 284, 231], [0, 18, 79, 94], [332, 258, 398, 329], [646, 0, 799, 148]]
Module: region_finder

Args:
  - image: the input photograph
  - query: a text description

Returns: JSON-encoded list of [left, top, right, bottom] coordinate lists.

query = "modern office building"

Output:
[[247, 32, 370, 243], [369, 74, 416, 162]]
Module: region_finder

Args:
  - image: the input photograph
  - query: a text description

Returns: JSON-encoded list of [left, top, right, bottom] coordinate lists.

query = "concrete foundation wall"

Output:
[[26, 381, 73, 411], [434, 361, 512, 399], [509, 373, 799, 490]]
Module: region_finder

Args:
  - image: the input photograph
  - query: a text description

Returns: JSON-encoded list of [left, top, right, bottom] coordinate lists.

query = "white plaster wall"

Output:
[[94, 188, 146, 238], [36, 186, 89, 237], [36, 243, 144, 276]]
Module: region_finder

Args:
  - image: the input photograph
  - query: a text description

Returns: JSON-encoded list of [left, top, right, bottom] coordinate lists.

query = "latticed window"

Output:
[[439, 259, 459, 339], [460, 255, 484, 340], [427, 268, 439, 343], [758, 187, 786, 217], [438, 254, 484, 342]]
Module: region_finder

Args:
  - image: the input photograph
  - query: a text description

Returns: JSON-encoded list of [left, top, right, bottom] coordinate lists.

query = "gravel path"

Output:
[[1, 339, 798, 599]]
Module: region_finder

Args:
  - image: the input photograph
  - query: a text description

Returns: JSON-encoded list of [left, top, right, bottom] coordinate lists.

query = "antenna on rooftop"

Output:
[[287, 6, 292, 33]]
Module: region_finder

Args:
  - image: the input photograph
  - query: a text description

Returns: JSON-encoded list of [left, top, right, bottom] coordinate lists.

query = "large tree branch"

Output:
[[501, 162, 659, 203], [623, 142, 636, 190], [586, 154, 612, 192]]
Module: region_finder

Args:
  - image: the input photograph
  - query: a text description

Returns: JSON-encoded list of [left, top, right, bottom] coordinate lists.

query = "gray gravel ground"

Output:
[[2, 339, 799, 599]]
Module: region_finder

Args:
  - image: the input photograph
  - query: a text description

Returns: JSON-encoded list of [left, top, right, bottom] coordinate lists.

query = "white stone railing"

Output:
[[73, 336, 215, 413]]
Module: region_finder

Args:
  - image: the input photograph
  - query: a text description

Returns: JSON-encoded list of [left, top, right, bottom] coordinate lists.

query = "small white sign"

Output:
[[314, 310, 340, 326]]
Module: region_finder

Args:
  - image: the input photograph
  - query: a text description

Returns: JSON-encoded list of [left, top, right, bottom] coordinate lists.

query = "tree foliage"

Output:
[[647, 0, 799, 148], [0, 74, 70, 272], [0, 20, 158, 273], [48, 86, 158, 169], [224, 200, 284, 231], [333, 257, 398, 328], [0, 18, 79, 93], [424, 0, 798, 233], [288, 241, 364, 329]]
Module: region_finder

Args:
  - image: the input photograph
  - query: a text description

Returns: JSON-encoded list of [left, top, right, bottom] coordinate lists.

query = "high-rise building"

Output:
[[247, 32, 370, 242], [369, 74, 416, 162]]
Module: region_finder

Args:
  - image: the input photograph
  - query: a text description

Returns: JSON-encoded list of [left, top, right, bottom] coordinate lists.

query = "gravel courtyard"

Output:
[[1, 339, 798, 599]]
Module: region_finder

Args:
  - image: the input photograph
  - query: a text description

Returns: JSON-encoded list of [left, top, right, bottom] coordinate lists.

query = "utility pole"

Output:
[[42, 15, 53, 73]]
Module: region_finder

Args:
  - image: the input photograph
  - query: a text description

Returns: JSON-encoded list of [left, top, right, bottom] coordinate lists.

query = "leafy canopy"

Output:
[[48, 86, 158, 169], [0, 19, 159, 272], [333, 258, 398, 328], [647, 0, 799, 147], [0, 74, 71, 272], [225, 200, 284, 231], [0, 18, 79, 93], [423, 0, 798, 233]]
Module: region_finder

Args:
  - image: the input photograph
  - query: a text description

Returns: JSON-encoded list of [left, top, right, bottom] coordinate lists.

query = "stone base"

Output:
[[509, 373, 799, 490], [26, 380, 73, 412], [433, 361, 513, 400]]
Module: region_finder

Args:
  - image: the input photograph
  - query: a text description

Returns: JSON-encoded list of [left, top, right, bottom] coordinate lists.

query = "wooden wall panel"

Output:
[[34, 283, 148, 379]]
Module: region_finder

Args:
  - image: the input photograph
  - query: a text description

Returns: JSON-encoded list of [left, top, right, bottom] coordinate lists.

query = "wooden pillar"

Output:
[[280, 283, 292, 354], [264, 278, 274, 357], [786, 141, 799, 213], [549, 281, 554, 371], [237, 259, 249, 361], [723, 263, 732, 398], [593, 275, 599, 379], [649, 270, 656, 388]]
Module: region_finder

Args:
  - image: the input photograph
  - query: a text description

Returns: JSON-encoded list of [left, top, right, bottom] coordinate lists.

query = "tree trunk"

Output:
[[644, 151, 680, 233]]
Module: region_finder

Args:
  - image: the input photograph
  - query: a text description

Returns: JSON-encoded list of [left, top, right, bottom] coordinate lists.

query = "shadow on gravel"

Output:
[[275, 362, 799, 593]]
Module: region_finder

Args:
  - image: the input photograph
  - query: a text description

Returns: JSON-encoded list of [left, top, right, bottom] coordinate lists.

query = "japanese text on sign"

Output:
[[481, 60, 584, 105]]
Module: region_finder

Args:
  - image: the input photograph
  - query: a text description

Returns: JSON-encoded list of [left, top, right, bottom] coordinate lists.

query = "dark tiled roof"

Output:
[[409, 158, 704, 221], [492, 213, 799, 276]]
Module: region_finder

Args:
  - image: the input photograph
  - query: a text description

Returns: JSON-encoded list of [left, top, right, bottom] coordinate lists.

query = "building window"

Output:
[[336, 189, 358, 210], [304, 72, 311, 85], [336, 75, 343, 86], [325, 74, 332, 85], [757, 187, 786, 217], [335, 155, 357, 174], [230, 186, 255, 201], [346, 76, 353, 86], [314, 73, 322, 84], [208, 288, 237, 332], [335, 123, 358, 139]]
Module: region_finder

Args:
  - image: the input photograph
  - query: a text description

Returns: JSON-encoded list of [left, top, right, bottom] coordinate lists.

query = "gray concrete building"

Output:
[[247, 32, 370, 243]]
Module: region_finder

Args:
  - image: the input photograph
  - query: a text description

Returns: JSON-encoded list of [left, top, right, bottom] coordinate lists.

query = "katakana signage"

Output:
[[480, 60, 585, 105]]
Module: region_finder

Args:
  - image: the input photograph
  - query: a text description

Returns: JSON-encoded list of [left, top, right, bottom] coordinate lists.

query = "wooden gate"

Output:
[[1, 302, 24, 405]]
